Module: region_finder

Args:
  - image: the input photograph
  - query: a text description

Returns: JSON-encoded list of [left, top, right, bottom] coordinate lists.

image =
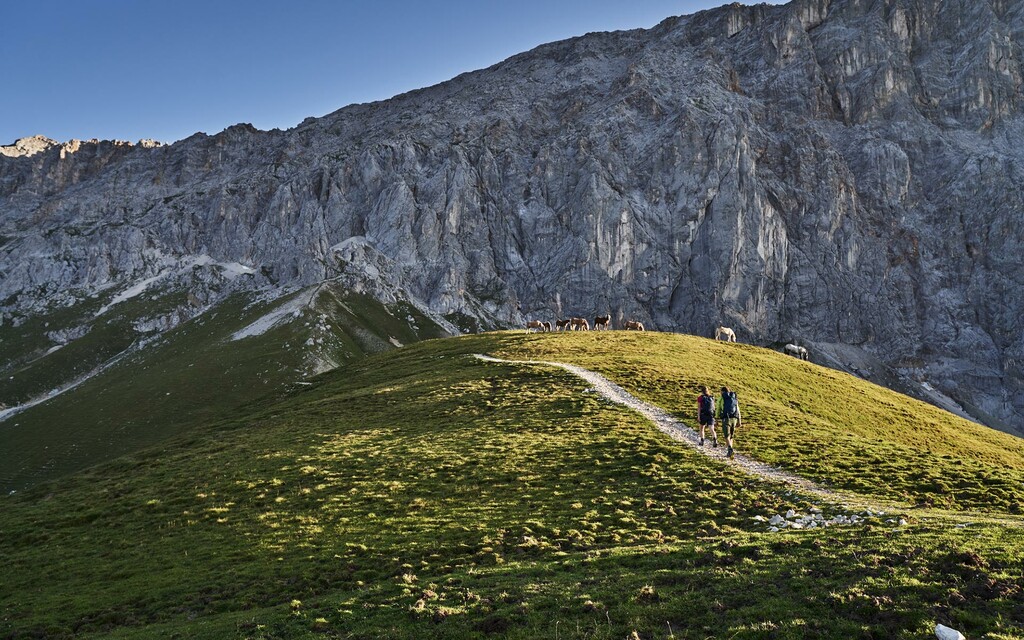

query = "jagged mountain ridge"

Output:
[[1, 0, 1022, 431]]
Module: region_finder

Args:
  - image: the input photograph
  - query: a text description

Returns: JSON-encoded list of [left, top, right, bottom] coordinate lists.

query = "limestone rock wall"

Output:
[[1, 0, 1022, 431]]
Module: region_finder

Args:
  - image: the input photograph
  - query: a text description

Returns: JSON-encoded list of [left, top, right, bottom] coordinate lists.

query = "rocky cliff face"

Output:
[[2, 0, 1022, 432]]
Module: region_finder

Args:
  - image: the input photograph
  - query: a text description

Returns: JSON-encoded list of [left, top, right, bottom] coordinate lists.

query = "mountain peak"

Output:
[[0, 135, 58, 158]]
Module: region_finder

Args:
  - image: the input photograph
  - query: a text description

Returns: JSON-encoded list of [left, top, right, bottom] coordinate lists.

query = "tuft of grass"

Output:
[[0, 332, 1021, 639]]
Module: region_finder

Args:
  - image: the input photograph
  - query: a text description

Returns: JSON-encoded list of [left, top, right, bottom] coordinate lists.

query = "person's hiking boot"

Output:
[[713, 439, 719, 448], [727, 446, 734, 458], [699, 437, 704, 447]]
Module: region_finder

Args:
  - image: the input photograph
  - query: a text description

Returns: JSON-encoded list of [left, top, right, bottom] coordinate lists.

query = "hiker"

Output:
[[719, 386, 741, 458], [697, 385, 718, 447]]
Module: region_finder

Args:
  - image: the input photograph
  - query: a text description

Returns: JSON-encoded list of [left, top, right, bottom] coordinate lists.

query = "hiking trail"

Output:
[[474, 353, 857, 508]]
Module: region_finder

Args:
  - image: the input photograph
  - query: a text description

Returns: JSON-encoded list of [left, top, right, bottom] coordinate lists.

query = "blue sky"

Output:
[[0, 1, 784, 144]]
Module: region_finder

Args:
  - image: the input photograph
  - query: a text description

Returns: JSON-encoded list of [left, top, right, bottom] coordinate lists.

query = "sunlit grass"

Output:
[[494, 331, 1024, 513]]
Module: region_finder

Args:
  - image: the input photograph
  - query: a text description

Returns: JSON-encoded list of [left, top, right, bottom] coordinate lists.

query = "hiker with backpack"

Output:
[[719, 386, 741, 458], [697, 386, 718, 448]]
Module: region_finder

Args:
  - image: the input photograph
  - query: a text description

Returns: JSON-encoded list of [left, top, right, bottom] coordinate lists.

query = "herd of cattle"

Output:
[[524, 317, 811, 360], [526, 316, 644, 332]]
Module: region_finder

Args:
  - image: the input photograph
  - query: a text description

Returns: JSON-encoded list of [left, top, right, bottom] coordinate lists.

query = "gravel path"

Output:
[[475, 353, 845, 504]]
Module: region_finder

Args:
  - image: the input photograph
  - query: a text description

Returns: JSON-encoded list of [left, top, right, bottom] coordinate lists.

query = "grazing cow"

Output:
[[542, 321, 551, 332], [569, 317, 590, 331], [784, 343, 809, 361], [555, 319, 571, 331], [715, 326, 737, 342], [593, 315, 611, 330], [526, 320, 547, 332], [623, 320, 645, 331]]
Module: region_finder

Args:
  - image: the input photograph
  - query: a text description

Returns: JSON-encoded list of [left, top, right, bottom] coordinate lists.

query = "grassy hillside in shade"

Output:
[[1, 332, 1022, 639], [0, 287, 187, 408], [495, 331, 1024, 513], [0, 283, 449, 492]]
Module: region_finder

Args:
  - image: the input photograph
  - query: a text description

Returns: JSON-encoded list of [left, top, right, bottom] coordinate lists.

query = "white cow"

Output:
[[715, 326, 737, 342], [784, 343, 809, 361]]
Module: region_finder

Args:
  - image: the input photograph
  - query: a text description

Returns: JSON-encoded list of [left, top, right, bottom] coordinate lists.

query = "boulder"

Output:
[[935, 624, 966, 640]]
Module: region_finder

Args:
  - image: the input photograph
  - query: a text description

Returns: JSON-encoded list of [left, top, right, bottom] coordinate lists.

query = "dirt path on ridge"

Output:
[[475, 353, 849, 505]]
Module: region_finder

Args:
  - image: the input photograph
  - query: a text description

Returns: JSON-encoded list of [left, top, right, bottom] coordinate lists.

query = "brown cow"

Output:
[[570, 317, 590, 331], [526, 320, 547, 332], [555, 319, 571, 331], [593, 315, 611, 330], [623, 320, 645, 331], [542, 321, 552, 332]]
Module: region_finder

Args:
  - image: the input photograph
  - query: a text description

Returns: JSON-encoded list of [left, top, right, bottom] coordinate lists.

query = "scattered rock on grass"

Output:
[[935, 623, 966, 640], [759, 508, 903, 532]]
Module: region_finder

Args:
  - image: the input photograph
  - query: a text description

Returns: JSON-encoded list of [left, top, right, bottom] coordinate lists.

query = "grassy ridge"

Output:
[[0, 285, 449, 491], [1, 332, 1022, 639], [0, 289, 178, 407], [0, 294, 309, 492], [495, 331, 1024, 512]]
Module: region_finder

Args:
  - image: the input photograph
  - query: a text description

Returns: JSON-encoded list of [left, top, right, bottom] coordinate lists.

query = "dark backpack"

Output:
[[699, 394, 715, 420], [722, 391, 739, 418]]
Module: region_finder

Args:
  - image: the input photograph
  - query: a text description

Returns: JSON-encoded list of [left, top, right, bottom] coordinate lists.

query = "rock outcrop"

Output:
[[1, 0, 1022, 432], [0, 135, 58, 158]]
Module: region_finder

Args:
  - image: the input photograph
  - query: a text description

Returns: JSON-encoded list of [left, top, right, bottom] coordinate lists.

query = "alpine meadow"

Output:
[[2, 332, 1023, 638]]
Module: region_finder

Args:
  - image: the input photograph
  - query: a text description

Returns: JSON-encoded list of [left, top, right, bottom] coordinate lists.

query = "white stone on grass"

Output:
[[935, 623, 966, 640]]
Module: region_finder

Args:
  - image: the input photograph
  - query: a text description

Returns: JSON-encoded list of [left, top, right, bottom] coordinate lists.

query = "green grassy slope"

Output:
[[0, 284, 450, 492], [0, 294, 309, 492], [0, 288, 184, 407], [495, 331, 1024, 513], [1, 332, 1022, 639]]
